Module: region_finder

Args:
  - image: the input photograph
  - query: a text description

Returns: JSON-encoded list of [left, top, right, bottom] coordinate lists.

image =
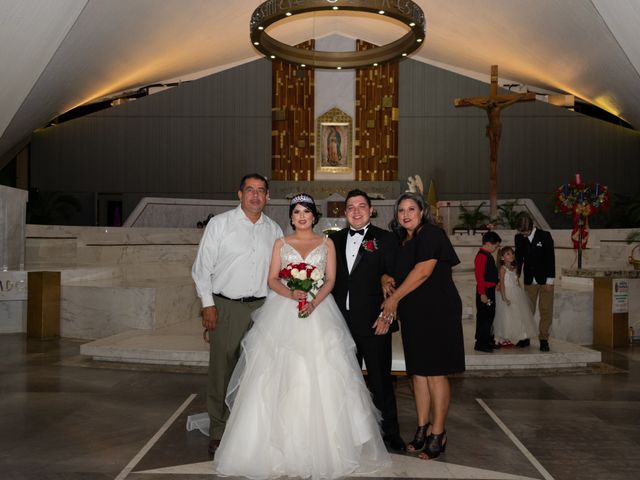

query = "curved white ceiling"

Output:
[[1, 0, 639, 164]]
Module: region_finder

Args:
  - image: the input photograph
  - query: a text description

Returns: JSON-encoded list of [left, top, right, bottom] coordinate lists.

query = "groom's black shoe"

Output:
[[383, 433, 406, 452], [208, 439, 221, 458], [539, 339, 550, 352]]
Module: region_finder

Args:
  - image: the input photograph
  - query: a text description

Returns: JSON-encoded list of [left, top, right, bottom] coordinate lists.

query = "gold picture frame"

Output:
[[316, 108, 353, 174]]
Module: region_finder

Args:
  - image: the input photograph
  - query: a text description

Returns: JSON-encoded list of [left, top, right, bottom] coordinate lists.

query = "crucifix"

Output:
[[454, 65, 535, 222]]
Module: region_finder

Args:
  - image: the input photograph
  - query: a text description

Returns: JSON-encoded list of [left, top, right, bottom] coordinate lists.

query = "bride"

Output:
[[214, 193, 391, 479]]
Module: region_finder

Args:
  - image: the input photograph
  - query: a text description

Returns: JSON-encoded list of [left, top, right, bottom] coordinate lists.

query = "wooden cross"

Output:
[[454, 65, 535, 222]]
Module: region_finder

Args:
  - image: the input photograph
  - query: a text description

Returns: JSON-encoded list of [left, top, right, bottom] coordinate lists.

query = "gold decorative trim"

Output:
[[250, 0, 426, 69]]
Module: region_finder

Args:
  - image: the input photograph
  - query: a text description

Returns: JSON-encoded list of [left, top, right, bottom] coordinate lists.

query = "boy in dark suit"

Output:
[[515, 213, 556, 352], [330, 189, 404, 452], [474, 231, 502, 353]]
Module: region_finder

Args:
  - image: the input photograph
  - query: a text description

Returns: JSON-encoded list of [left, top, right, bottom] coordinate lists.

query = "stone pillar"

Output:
[[0, 185, 28, 333], [0, 185, 28, 271]]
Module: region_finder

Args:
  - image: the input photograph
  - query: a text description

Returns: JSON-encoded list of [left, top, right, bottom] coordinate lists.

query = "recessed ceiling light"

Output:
[[378, 10, 385, 15], [285, 12, 292, 16]]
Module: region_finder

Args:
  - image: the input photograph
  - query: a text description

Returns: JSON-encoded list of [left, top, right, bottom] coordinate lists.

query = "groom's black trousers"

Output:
[[346, 311, 400, 436]]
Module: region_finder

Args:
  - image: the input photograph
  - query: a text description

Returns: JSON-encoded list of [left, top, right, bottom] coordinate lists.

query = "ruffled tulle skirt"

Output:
[[214, 291, 391, 479], [494, 282, 538, 343]]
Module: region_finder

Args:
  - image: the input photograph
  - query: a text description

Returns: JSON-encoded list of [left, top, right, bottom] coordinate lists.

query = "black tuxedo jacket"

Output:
[[330, 225, 399, 337], [515, 228, 555, 285]]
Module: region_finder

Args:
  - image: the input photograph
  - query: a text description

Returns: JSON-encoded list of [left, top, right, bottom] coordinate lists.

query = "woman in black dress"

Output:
[[381, 192, 465, 459]]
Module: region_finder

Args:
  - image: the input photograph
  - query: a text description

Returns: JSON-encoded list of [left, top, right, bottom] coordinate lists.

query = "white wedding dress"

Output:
[[494, 267, 538, 343], [214, 239, 391, 479]]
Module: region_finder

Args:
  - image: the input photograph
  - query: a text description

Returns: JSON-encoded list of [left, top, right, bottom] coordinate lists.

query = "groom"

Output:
[[330, 189, 405, 452]]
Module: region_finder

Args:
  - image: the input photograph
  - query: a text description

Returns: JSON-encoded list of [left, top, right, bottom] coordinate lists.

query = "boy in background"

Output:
[[474, 231, 502, 353]]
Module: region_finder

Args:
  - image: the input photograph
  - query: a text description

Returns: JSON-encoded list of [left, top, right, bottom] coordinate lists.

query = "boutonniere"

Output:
[[362, 238, 379, 252], [536, 241, 543, 247]]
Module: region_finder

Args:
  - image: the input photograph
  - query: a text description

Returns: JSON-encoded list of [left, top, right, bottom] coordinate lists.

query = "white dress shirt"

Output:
[[345, 224, 369, 309], [192, 205, 283, 308]]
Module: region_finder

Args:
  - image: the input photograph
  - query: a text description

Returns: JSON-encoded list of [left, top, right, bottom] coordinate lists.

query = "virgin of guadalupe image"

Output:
[[326, 126, 342, 166]]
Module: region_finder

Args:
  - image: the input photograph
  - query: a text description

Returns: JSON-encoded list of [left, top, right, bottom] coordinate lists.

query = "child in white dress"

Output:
[[494, 246, 537, 347]]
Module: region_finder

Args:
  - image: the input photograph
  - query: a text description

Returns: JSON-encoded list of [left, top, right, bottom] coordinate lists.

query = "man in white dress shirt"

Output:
[[192, 173, 283, 456]]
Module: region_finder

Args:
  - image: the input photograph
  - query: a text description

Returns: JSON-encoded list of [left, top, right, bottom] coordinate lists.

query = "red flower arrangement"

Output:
[[554, 178, 609, 249], [278, 262, 324, 317], [361, 238, 378, 252]]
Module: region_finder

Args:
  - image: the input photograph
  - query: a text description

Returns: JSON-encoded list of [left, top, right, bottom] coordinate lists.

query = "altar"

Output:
[[563, 268, 640, 347]]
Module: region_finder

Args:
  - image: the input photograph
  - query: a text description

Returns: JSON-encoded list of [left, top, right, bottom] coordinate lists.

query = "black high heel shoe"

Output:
[[406, 423, 430, 453], [420, 430, 447, 459]]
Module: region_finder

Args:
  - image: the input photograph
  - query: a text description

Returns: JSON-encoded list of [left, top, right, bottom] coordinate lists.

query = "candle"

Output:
[[563, 184, 569, 196], [575, 173, 581, 185], [594, 183, 600, 196]]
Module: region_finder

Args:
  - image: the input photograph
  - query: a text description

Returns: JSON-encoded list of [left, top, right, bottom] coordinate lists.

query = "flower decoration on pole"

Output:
[[554, 174, 609, 267]]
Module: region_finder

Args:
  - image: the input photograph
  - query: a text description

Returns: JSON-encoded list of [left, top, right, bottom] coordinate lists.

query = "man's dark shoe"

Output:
[[516, 338, 530, 348], [474, 344, 493, 353], [208, 439, 221, 458], [539, 339, 550, 352], [383, 433, 406, 452]]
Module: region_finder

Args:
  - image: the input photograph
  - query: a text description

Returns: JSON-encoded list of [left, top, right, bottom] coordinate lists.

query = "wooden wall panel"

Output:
[[271, 40, 314, 181], [355, 40, 399, 181]]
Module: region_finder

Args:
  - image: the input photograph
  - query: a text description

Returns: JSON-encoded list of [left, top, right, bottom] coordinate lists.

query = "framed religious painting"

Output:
[[316, 108, 353, 175]]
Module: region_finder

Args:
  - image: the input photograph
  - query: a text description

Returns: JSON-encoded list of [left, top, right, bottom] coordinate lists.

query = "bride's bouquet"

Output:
[[279, 262, 324, 317]]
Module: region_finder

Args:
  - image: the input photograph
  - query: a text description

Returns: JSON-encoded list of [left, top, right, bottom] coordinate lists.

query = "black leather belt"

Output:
[[214, 293, 265, 303]]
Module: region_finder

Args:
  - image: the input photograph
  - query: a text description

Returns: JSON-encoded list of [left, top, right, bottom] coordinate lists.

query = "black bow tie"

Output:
[[349, 229, 366, 236]]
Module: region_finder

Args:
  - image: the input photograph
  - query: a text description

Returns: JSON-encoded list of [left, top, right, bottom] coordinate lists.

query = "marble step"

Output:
[[80, 318, 602, 371]]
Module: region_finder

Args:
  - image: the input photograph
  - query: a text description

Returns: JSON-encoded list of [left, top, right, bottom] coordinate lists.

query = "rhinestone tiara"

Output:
[[290, 194, 314, 205]]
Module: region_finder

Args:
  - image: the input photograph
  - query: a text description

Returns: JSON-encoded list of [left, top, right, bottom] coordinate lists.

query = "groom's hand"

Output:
[[381, 274, 396, 298], [202, 306, 218, 331], [372, 315, 390, 335]]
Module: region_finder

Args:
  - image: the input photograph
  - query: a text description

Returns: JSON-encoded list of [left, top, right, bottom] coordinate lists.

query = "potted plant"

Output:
[[455, 202, 489, 234], [627, 230, 640, 270], [497, 200, 521, 229]]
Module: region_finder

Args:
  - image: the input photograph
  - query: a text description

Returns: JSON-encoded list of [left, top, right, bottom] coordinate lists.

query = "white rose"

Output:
[[310, 269, 323, 281], [293, 270, 307, 280], [291, 268, 300, 277], [316, 279, 324, 288]]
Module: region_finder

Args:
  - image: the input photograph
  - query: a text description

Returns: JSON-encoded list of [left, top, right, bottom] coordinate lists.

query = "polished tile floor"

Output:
[[1, 334, 639, 480]]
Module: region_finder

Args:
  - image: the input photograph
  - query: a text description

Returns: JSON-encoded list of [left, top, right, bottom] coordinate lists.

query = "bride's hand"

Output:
[[289, 289, 307, 300], [300, 299, 316, 317]]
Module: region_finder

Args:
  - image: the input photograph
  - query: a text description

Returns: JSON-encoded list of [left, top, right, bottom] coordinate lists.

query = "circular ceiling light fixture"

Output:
[[250, 0, 426, 69]]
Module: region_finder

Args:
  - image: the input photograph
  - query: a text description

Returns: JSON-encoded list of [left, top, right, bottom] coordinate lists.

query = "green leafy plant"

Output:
[[626, 231, 640, 244], [497, 200, 520, 229], [455, 202, 489, 234]]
